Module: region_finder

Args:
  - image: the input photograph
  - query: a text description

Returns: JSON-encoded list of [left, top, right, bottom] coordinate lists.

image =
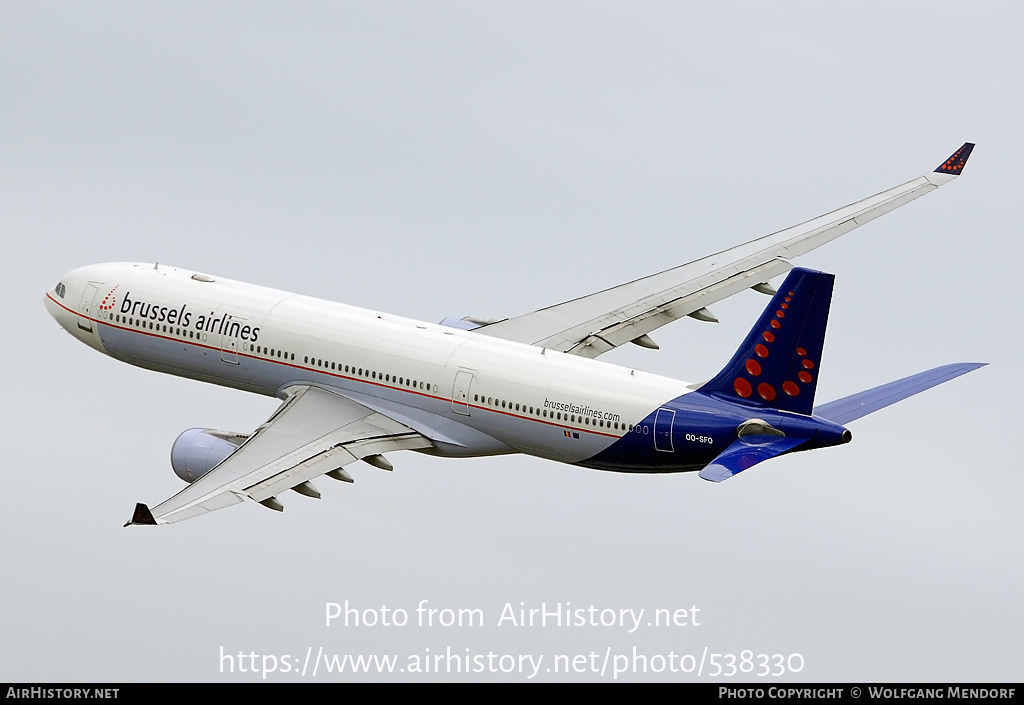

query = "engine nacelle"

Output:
[[170, 428, 247, 483]]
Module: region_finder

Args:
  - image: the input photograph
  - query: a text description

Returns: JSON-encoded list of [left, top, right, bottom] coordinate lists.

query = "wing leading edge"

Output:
[[472, 143, 975, 358], [126, 386, 432, 525]]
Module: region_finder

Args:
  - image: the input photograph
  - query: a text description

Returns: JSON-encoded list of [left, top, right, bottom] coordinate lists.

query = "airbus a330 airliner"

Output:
[[45, 143, 983, 526]]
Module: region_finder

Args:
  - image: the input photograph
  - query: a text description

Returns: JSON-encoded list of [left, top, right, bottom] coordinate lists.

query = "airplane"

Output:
[[44, 143, 983, 526]]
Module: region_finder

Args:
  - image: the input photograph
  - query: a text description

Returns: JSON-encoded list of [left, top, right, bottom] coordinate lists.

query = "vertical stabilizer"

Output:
[[698, 268, 833, 415]]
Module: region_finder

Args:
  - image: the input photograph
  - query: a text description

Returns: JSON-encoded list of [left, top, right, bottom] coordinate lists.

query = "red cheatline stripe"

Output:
[[46, 293, 623, 438]]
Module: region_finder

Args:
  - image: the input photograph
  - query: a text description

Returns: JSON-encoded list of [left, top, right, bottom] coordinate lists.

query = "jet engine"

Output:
[[170, 428, 248, 483]]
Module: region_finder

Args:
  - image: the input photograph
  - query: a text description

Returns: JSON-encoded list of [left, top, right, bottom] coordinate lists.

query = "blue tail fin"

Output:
[[698, 268, 834, 415]]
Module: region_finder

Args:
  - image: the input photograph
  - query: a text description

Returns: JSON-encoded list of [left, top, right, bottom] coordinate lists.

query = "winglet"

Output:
[[124, 502, 157, 527], [934, 143, 975, 175]]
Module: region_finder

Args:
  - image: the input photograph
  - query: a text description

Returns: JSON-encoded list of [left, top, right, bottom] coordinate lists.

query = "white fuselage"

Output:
[[45, 263, 695, 467]]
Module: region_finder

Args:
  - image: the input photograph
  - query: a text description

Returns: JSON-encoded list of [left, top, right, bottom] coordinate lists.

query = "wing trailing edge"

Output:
[[473, 143, 975, 358], [698, 268, 833, 415], [126, 386, 432, 526]]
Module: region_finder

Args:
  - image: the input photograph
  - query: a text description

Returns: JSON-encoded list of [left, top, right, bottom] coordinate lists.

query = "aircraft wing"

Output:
[[125, 385, 432, 525], [472, 143, 975, 358]]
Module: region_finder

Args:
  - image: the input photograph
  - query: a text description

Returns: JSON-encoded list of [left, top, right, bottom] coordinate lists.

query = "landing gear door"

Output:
[[452, 370, 475, 416]]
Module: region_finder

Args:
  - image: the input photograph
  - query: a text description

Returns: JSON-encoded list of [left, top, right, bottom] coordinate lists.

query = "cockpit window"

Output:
[[55, 282, 66, 298]]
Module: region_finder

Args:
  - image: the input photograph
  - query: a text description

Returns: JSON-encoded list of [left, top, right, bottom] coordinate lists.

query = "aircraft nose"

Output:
[[44, 289, 61, 321], [44, 284, 73, 332]]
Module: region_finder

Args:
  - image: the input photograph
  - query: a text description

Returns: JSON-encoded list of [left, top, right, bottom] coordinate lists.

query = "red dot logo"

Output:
[[98, 285, 119, 311], [757, 383, 776, 401], [762, 331, 775, 343], [734, 378, 752, 398], [770, 319, 781, 329], [783, 381, 800, 396], [745, 359, 762, 376], [802, 359, 814, 369], [755, 344, 769, 358], [798, 371, 813, 384]]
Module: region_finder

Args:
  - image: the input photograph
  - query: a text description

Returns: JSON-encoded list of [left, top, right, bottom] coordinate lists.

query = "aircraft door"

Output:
[[218, 313, 248, 364], [77, 283, 99, 333], [654, 408, 675, 452], [451, 370, 475, 416]]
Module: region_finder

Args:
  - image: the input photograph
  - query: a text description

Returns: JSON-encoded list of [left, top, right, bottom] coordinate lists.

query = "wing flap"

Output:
[[563, 258, 793, 357], [243, 416, 429, 502], [139, 386, 431, 524]]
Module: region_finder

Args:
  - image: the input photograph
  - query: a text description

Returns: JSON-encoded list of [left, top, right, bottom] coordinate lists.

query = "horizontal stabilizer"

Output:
[[699, 436, 808, 483], [813, 363, 986, 425], [472, 143, 973, 358]]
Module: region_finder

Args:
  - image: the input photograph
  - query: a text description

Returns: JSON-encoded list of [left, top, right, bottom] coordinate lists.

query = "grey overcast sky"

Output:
[[3, 2, 1021, 682]]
